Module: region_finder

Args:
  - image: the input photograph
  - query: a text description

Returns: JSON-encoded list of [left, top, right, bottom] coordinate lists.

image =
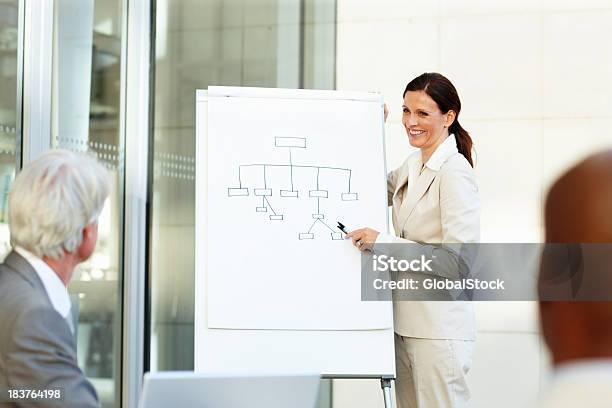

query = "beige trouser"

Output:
[[394, 334, 475, 408]]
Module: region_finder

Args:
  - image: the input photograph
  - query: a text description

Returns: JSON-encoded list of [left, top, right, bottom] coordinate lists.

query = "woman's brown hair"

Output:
[[403, 73, 474, 167]]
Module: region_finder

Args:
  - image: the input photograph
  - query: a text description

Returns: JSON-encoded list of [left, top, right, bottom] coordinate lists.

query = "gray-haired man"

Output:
[[0, 149, 109, 407]]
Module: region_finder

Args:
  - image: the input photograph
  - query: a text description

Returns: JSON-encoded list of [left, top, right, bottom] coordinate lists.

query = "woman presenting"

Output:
[[348, 72, 480, 408]]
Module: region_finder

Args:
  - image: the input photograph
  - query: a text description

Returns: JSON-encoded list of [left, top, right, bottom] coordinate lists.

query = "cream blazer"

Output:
[[378, 135, 480, 340]]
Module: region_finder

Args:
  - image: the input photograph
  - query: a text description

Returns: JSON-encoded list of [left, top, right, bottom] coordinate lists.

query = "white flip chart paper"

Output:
[[206, 87, 390, 330]]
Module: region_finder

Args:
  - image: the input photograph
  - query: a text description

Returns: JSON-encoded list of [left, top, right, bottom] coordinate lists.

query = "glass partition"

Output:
[[51, 0, 124, 406], [0, 0, 20, 258], [150, 0, 335, 405]]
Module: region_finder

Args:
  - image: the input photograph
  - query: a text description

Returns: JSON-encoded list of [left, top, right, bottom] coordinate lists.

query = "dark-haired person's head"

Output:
[[403, 72, 474, 167], [539, 150, 612, 366]]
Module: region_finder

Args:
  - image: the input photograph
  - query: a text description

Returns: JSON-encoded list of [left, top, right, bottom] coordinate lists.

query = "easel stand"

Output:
[[381, 377, 394, 408]]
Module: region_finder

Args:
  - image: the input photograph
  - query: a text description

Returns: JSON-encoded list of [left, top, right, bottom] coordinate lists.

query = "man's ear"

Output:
[[77, 223, 98, 260], [82, 223, 95, 240]]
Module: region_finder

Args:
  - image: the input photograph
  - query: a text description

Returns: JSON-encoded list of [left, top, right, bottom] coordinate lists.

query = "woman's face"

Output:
[[402, 90, 454, 150]]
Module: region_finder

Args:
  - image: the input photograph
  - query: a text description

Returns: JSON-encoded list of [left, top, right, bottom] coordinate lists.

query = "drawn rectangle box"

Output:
[[309, 190, 328, 198], [280, 190, 298, 197], [256, 207, 267, 212], [254, 189, 272, 196], [312, 214, 324, 219], [228, 188, 248, 196], [269, 215, 283, 220], [331, 232, 343, 240], [275, 137, 306, 148], [341, 193, 358, 201], [299, 233, 314, 240]]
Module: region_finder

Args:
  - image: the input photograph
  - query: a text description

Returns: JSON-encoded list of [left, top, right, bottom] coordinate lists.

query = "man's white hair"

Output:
[[9, 149, 111, 260]]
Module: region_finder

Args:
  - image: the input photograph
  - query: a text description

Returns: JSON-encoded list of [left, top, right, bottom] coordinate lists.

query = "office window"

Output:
[[149, 0, 335, 404], [0, 0, 20, 258], [51, 1, 124, 407]]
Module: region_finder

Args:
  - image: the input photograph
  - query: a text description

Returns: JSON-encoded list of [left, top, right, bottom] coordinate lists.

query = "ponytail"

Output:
[[449, 120, 474, 168]]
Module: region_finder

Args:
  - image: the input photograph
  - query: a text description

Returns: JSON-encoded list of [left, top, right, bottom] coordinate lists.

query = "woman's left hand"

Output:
[[346, 228, 380, 251]]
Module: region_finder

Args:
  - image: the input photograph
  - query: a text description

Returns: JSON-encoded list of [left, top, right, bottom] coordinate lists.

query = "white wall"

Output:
[[334, 0, 612, 406]]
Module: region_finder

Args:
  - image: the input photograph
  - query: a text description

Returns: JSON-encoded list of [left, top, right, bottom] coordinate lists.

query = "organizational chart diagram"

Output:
[[227, 137, 359, 240]]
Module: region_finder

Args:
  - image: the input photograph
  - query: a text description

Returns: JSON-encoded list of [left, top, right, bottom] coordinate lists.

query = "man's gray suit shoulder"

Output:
[[0, 265, 99, 407], [0, 266, 51, 348]]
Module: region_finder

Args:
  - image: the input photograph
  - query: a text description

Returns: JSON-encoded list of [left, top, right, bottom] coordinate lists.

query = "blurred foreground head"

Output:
[[540, 150, 612, 366]]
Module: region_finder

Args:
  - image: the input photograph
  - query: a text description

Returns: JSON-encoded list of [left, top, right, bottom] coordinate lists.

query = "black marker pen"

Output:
[[337, 221, 350, 234]]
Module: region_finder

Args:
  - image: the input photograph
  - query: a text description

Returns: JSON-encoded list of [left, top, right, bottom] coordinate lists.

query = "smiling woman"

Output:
[[403, 73, 474, 168], [402, 91, 456, 165], [348, 72, 480, 408]]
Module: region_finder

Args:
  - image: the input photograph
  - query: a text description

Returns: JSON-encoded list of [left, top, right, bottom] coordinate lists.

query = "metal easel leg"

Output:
[[381, 378, 394, 408]]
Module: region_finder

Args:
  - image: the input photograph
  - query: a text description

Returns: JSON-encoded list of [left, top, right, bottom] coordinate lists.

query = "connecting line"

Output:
[[348, 169, 351, 193], [289, 149, 294, 191], [263, 196, 277, 215], [307, 219, 318, 233], [240, 164, 351, 192], [317, 197, 320, 213], [239, 166, 242, 188], [240, 164, 352, 173], [317, 219, 336, 233]]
